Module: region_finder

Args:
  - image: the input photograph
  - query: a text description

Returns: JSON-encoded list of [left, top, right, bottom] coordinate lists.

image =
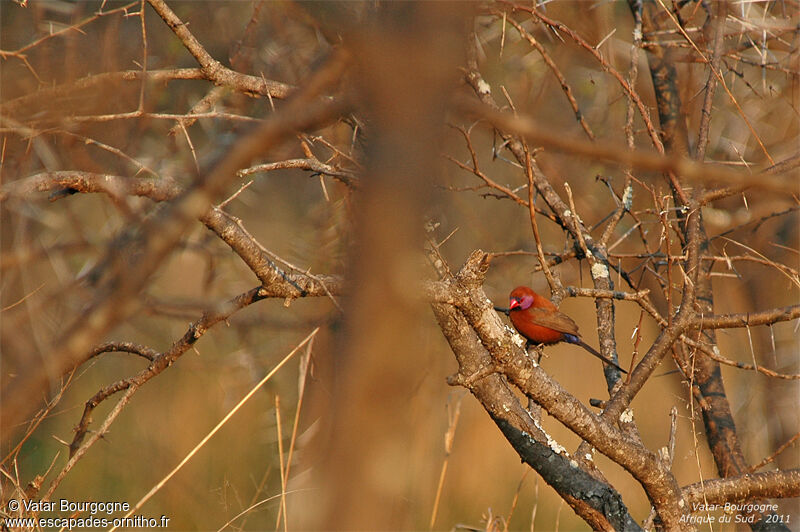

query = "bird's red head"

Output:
[[508, 286, 537, 311]]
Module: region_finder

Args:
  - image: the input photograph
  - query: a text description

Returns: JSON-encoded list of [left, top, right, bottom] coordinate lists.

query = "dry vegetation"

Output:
[[1, 1, 798, 531]]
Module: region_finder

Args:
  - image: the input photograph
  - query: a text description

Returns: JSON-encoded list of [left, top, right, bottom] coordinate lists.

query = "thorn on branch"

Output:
[[447, 364, 499, 389]]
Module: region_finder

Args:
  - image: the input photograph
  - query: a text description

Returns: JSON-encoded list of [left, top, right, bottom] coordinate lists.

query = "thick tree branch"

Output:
[[441, 251, 689, 531], [432, 252, 642, 531], [683, 469, 800, 507]]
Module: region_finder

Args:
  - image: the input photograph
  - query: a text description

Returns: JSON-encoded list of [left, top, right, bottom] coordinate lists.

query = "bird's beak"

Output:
[[508, 299, 520, 310]]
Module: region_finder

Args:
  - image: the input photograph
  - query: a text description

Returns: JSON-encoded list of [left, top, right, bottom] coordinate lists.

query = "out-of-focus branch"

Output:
[[0, 69, 292, 121], [458, 98, 797, 195], [700, 152, 800, 204], [0, 58, 350, 435]]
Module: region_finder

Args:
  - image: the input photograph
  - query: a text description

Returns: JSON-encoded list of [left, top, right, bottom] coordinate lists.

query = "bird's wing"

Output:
[[525, 308, 580, 336]]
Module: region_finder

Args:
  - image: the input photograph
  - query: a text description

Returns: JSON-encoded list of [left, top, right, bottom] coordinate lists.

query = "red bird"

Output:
[[500, 286, 626, 373]]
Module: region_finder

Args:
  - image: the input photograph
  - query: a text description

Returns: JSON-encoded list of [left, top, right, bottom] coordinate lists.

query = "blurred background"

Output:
[[1, 1, 798, 530]]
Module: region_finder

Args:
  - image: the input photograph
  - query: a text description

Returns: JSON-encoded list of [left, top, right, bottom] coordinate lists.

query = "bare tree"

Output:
[[1, 1, 797, 530]]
